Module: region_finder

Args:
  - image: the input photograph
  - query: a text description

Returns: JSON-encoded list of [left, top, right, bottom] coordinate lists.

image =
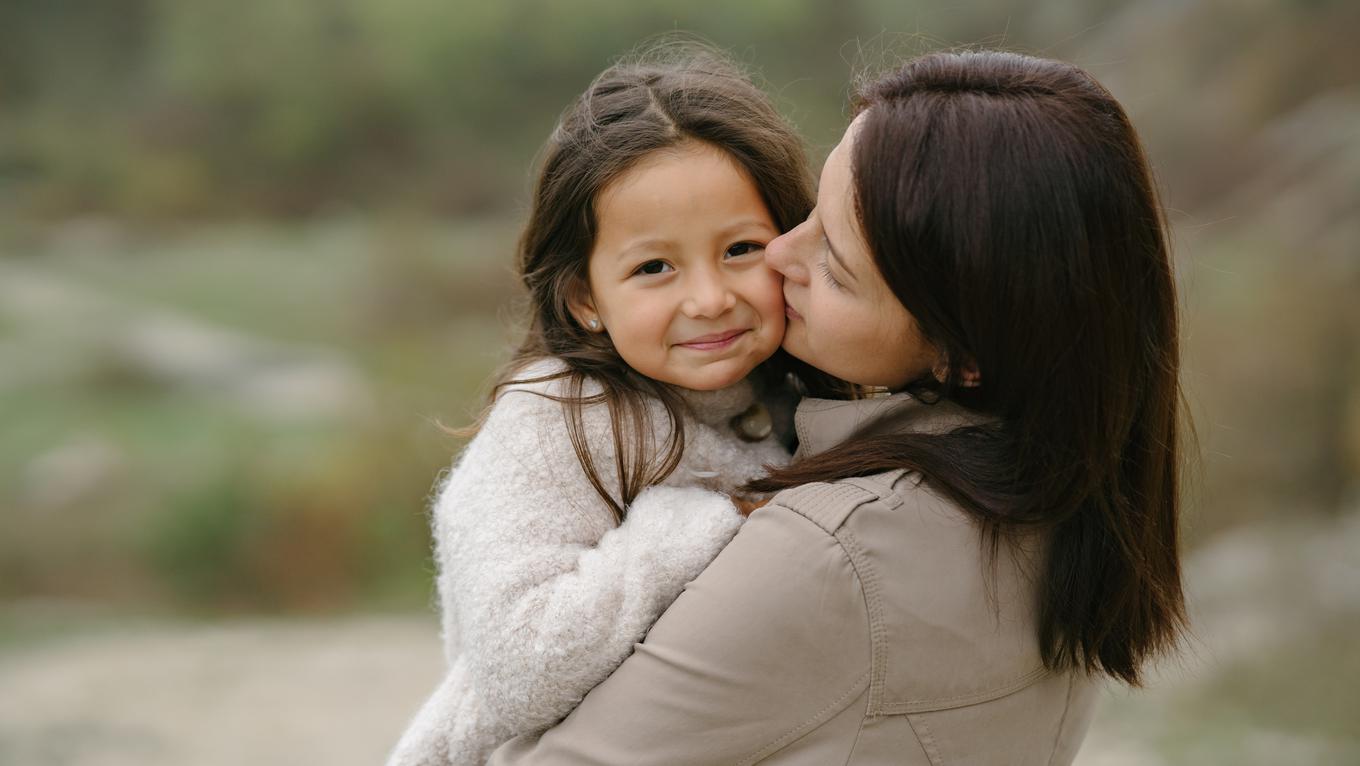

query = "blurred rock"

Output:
[[20, 436, 125, 511], [0, 261, 373, 422], [117, 312, 373, 421], [1084, 506, 1360, 765]]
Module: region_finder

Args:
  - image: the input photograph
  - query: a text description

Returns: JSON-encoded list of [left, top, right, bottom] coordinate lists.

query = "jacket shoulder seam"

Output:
[[877, 665, 1054, 714], [772, 481, 880, 534], [835, 526, 890, 715]]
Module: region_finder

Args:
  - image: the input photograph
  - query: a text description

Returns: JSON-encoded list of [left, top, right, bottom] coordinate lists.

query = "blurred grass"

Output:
[[0, 217, 519, 613]]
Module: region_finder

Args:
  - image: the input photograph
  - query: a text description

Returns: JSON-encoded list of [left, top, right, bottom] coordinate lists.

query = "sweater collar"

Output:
[[673, 377, 761, 430], [793, 391, 990, 459]]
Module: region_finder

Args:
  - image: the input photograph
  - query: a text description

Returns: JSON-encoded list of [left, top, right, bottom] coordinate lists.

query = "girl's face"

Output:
[[572, 141, 786, 391], [765, 115, 938, 389]]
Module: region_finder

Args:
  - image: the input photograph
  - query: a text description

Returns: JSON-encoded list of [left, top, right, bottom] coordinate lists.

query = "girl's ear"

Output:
[[566, 278, 603, 332]]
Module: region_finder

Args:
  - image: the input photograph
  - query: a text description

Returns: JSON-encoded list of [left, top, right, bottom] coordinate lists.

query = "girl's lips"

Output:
[[676, 329, 748, 351], [785, 304, 803, 321]]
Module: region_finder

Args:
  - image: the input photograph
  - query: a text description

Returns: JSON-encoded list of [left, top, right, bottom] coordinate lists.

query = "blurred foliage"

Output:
[[5, 0, 1220, 221], [0, 0, 1357, 621], [0, 219, 516, 611], [3, 0, 1358, 220]]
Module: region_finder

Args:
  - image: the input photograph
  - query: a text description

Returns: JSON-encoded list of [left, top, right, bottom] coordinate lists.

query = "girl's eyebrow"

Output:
[[715, 219, 778, 238], [615, 238, 675, 259]]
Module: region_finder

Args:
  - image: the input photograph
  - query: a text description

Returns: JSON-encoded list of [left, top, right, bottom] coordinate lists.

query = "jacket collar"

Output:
[[793, 391, 989, 459]]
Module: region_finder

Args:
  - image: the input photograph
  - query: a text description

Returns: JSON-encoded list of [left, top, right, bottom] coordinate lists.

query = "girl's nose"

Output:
[[682, 271, 737, 318], [765, 219, 812, 285]]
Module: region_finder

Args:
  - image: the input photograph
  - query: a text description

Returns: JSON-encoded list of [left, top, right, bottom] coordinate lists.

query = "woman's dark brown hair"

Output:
[[482, 41, 838, 523], [750, 50, 1187, 686]]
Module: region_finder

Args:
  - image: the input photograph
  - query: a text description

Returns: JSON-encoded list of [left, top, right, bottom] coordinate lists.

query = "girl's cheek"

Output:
[[757, 272, 786, 313]]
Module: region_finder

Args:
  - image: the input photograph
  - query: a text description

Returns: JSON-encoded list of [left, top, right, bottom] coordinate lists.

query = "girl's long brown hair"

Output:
[[481, 41, 843, 524], [749, 51, 1188, 686]]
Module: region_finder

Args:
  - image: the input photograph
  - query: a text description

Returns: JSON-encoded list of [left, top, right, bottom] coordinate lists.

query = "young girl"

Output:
[[386, 46, 836, 766]]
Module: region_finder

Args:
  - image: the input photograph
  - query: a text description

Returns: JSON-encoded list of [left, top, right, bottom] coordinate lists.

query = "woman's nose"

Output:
[[765, 219, 811, 285]]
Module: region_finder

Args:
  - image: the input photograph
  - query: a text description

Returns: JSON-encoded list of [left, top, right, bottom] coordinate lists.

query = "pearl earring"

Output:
[[588, 318, 599, 330]]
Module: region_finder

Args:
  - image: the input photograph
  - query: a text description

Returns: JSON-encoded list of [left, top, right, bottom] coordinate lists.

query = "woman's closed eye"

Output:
[[818, 257, 844, 289]]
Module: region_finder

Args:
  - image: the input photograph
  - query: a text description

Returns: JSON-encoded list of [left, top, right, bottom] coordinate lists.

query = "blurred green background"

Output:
[[1, 0, 1357, 764]]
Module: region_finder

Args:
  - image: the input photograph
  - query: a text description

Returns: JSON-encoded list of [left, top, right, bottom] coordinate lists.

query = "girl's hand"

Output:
[[731, 495, 771, 517]]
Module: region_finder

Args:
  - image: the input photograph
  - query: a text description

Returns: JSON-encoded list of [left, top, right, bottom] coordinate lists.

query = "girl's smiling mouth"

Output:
[[675, 329, 749, 351]]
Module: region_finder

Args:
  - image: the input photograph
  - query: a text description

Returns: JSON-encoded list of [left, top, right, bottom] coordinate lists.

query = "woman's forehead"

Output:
[[817, 128, 861, 240]]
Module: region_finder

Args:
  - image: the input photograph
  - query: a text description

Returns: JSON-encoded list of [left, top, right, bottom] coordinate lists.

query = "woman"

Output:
[[488, 50, 1187, 765]]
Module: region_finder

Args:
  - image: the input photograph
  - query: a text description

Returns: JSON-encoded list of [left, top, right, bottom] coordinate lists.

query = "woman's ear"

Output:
[[566, 279, 603, 332], [932, 354, 982, 388]]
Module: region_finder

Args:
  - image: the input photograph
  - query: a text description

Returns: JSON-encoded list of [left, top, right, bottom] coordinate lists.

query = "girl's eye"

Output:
[[818, 258, 844, 290], [725, 242, 764, 258], [634, 260, 673, 276]]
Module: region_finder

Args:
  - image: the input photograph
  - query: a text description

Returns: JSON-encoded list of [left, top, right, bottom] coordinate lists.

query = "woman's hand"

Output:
[[730, 495, 771, 517]]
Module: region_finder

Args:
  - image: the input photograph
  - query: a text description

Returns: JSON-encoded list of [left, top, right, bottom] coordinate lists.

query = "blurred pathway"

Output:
[[0, 615, 441, 766]]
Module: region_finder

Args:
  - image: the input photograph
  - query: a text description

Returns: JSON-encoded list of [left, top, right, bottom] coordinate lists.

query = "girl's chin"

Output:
[[675, 370, 748, 392], [669, 359, 763, 392]]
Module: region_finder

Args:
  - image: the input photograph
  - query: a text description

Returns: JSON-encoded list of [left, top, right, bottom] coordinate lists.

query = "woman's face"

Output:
[[765, 115, 938, 389]]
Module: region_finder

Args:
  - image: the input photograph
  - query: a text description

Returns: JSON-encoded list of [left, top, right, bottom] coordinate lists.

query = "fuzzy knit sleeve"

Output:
[[387, 381, 745, 765]]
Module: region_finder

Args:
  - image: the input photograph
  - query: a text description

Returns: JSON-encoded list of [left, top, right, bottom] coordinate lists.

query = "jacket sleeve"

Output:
[[388, 387, 747, 765], [485, 502, 873, 766]]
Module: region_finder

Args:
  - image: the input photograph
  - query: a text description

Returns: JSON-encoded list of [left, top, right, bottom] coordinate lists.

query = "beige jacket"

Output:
[[489, 393, 1100, 765]]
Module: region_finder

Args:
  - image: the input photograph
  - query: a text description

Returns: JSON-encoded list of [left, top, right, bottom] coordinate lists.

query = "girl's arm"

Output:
[[418, 386, 745, 753], [485, 502, 872, 765]]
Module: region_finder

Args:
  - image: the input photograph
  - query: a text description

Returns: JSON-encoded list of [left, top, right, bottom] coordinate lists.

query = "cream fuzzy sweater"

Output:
[[386, 359, 791, 766]]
